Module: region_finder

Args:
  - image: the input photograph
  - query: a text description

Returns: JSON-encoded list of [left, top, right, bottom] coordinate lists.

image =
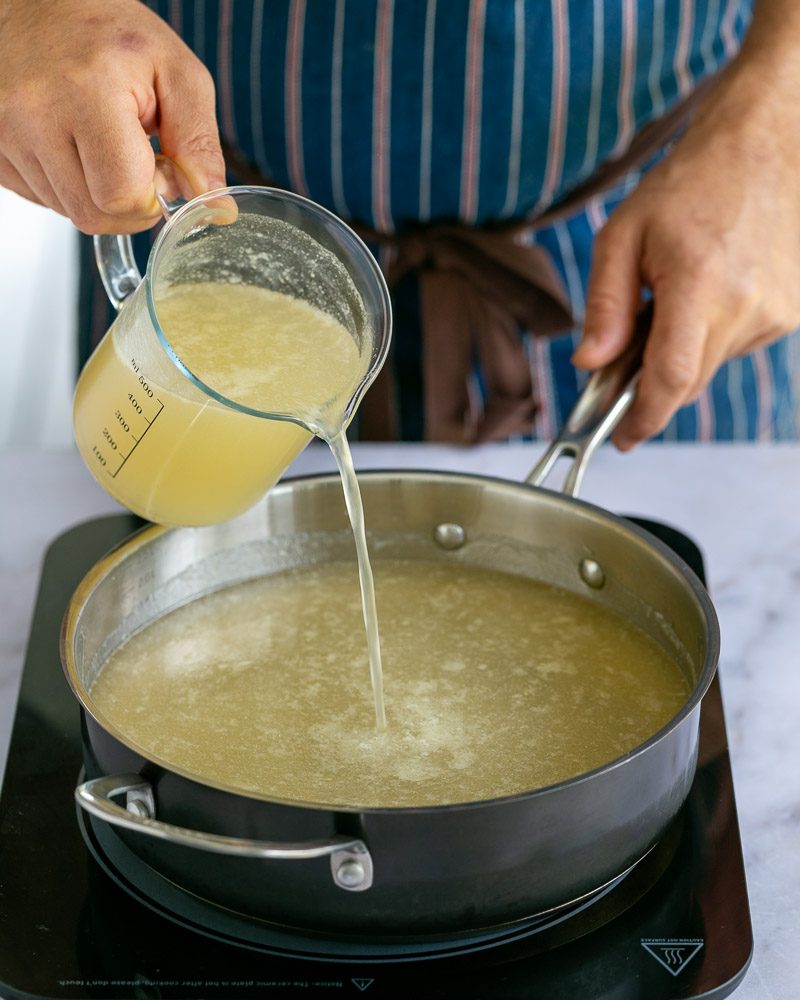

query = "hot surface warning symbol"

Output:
[[641, 937, 704, 976]]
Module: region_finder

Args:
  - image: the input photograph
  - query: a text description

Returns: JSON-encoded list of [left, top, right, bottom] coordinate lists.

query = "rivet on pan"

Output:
[[580, 558, 605, 589], [433, 523, 466, 550], [335, 860, 367, 889], [126, 786, 155, 820]]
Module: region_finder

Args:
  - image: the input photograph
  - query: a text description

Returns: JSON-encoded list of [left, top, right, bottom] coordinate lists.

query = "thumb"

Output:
[[156, 62, 227, 195], [573, 220, 642, 370]]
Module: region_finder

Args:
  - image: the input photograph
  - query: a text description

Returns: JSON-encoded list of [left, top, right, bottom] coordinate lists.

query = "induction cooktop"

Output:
[[0, 515, 752, 999]]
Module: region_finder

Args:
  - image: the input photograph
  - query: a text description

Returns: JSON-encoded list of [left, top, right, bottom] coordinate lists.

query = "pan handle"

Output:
[[76, 773, 374, 892], [525, 302, 654, 497]]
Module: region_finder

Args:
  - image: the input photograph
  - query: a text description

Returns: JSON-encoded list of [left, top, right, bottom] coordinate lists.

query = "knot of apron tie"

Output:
[[359, 223, 574, 443]]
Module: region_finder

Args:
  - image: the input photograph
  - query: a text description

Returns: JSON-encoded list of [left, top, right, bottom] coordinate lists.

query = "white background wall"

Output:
[[0, 189, 79, 448]]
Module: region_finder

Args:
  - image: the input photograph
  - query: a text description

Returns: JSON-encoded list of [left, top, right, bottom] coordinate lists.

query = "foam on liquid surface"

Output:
[[90, 560, 690, 808], [156, 282, 364, 433]]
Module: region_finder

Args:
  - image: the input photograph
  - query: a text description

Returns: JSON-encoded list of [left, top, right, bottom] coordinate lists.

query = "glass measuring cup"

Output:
[[73, 186, 392, 526]]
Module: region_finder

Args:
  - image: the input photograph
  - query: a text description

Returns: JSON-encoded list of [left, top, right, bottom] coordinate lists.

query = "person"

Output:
[[1, 0, 798, 448]]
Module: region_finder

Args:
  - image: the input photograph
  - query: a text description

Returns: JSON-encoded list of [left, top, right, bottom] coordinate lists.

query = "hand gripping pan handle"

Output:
[[526, 302, 653, 497]]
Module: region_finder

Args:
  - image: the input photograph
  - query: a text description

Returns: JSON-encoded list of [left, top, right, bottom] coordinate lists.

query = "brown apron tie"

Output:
[[362, 225, 573, 442]]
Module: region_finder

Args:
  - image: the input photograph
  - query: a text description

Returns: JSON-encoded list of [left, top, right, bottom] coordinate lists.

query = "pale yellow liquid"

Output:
[[74, 280, 387, 726], [73, 283, 364, 526], [90, 561, 691, 809]]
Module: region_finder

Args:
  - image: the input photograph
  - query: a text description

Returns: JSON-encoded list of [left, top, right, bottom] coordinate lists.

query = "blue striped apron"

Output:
[[78, 0, 798, 441]]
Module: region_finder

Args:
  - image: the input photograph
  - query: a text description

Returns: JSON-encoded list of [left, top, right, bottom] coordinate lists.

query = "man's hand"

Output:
[[0, 0, 226, 234], [573, 2, 800, 448]]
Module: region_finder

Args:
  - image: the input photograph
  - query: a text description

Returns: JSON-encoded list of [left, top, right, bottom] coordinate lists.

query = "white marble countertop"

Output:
[[1, 442, 798, 1000]]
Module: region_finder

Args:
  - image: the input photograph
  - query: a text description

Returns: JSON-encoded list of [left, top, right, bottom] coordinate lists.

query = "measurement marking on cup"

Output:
[[108, 399, 164, 479]]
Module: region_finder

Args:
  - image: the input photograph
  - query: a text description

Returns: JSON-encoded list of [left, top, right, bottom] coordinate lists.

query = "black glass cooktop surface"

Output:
[[0, 515, 752, 999]]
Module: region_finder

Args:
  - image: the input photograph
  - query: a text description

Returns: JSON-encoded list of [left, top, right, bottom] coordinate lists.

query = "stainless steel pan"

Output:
[[61, 315, 719, 935]]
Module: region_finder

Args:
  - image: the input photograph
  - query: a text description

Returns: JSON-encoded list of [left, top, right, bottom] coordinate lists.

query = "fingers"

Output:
[[608, 268, 775, 449], [0, 1, 223, 233], [155, 61, 226, 194], [574, 210, 736, 450], [1, 149, 67, 214], [572, 221, 643, 370], [2, 74, 174, 233], [72, 92, 161, 222], [612, 285, 710, 448], [40, 127, 161, 235], [0, 154, 49, 210], [3, 68, 224, 234], [3, 123, 159, 233]]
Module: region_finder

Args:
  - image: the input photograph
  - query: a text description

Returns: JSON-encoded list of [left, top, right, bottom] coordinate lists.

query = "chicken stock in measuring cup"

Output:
[[73, 182, 392, 527]]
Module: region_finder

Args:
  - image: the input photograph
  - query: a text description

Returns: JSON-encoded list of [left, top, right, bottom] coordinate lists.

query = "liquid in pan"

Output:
[[88, 559, 690, 809]]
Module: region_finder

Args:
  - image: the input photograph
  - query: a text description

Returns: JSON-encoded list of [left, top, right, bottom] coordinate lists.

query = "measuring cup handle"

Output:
[[525, 301, 654, 497], [93, 233, 143, 311]]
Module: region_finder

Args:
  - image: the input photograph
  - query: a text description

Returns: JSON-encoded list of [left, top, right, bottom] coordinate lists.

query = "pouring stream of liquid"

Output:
[[327, 431, 387, 731]]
